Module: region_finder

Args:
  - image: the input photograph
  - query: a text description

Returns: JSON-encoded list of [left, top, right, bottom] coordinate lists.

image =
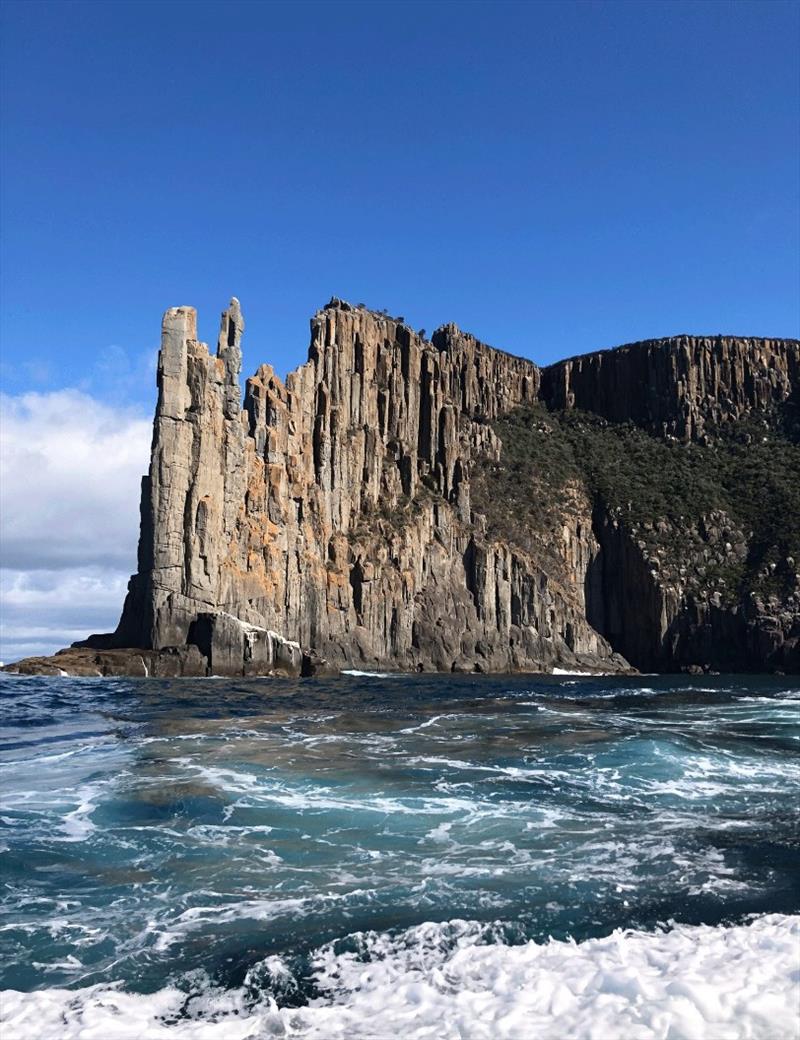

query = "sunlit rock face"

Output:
[[15, 297, 794, 678], [103, 298, 622, 675]]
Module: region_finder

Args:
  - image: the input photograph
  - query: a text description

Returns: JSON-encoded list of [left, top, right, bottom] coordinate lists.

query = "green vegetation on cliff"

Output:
[[472, 403, 800, 603]]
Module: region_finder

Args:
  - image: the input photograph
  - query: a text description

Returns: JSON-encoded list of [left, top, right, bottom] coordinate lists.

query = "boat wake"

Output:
[[3, 914, 798, 1039]]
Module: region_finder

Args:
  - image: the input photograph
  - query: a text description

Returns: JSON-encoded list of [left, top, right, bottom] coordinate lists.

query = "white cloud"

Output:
[[0, 567, 131, 662], [0, 389, 151, 661]]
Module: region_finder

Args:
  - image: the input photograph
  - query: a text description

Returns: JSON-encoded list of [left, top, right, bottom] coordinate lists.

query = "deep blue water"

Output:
[[1, 671, 798, 1005]]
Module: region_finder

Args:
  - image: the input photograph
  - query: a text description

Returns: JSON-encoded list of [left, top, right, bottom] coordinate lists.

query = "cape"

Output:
[[7, 298, 799, 677]]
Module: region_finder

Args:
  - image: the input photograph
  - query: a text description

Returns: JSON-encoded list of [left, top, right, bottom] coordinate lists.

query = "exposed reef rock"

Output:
[[5, 298, 797, 677], [8, 645, 209, 679]]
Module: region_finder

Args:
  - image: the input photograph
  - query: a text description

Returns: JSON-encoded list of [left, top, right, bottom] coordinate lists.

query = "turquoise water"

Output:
[[1, 672, 798, 1022]]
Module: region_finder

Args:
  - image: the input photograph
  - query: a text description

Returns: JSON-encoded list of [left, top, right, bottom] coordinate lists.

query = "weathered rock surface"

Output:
[[473, 400, 800, 674], [541, 335, 798, 441], [102, 298, 626, 676], [588, 509, 800, 674], [5, 617, 309, 678], [6, 645, 208, 679], [4, 298, 797, 677]]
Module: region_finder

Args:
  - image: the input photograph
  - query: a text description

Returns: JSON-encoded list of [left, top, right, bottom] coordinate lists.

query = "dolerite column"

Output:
[[213, 298, 248, 614], [146, 305, 199, 648]]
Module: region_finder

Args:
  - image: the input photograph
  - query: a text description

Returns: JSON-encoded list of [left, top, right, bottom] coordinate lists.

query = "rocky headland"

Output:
[[6, 298, 798, 677]]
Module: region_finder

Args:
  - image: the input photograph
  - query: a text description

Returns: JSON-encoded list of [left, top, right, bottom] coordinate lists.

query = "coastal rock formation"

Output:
[[5, 298, 798, 677], [102, 298, 624, 676], [589, 507, 800, 674], [474, 399, 800, 674], [540, 335, 798, 441], [8, 645, 208, 679]]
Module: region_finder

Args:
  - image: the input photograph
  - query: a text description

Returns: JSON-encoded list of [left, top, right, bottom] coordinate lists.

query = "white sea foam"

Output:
[[341, 670, 403, 678], [148, 889, 380, 951], [2, 914, 798, 1040], [176, 757, 487, 818], [551, 668, 613, 676]]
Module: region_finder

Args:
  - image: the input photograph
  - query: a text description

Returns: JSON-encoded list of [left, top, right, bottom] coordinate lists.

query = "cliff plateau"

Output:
[[6, 299, 798, 677]]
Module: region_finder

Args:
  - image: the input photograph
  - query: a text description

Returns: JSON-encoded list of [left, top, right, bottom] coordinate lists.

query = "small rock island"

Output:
[[7, 298, 799, 677]]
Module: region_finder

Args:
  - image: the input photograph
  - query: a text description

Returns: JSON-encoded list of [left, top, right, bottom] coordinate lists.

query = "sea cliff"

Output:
[[7, 299, 798, 677]]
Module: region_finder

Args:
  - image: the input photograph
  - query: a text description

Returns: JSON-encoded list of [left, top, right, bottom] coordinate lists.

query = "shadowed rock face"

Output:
[[6, 298, 797, 677], [540, 334, 799, 441]]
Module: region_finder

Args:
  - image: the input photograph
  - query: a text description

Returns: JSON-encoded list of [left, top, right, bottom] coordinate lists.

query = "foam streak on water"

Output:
[[1, 672, 798, 1038]]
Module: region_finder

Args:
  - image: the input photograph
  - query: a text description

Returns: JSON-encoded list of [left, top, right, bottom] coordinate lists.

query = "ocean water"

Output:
[[0, 671, 798, 1039]]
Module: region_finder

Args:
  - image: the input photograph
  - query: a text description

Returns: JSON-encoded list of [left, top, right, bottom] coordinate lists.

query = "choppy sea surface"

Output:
[[0, 671, 798, 1039]]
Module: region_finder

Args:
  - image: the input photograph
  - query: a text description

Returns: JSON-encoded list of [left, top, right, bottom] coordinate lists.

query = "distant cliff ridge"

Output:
[[7, 298, 799, 677]]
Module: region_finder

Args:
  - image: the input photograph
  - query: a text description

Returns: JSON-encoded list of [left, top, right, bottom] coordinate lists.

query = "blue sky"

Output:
[[0, 0, 798, 660], [2, 0, 798, 405]]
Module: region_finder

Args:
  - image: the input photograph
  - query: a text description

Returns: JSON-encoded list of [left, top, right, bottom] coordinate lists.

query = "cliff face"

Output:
[[9, 298, 796, 679], [540, 335, 799, 441], [107, 299, 622, 676], [474, 397, 800, 675], [539, 334, 800, 672], [588, 509, 798, 674]]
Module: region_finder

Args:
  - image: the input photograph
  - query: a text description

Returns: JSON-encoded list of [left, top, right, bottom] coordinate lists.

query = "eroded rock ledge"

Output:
[[5, 297, 797, 678], [9, 615, 308, 678]]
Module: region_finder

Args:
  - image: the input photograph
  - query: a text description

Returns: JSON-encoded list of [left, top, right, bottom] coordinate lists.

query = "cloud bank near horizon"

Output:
[[0, 389, 152, 662]]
